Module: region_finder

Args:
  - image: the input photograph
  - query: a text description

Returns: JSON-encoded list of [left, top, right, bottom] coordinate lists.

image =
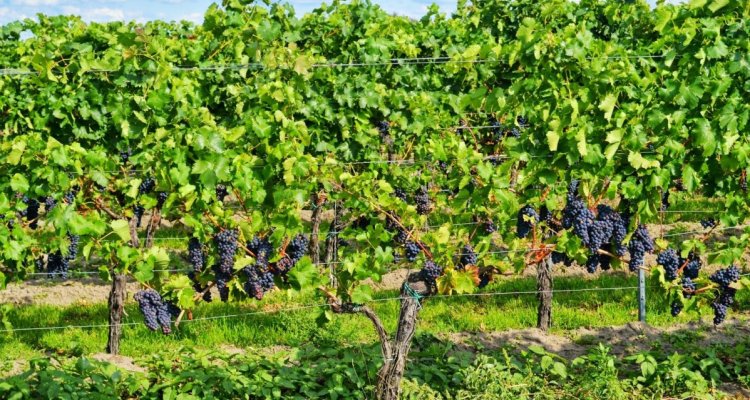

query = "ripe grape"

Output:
[[420, 260, 442, 287], [214, 229, 238, 274], [700, 218, 718, 229], [287, 234, 309, 262], [562, 197, 594, 246], [627, 224, 653, 272], [517, 116, 528, 128], [404, 241, 421, 262], [248, 236, 274, 270], [680, 277, 696, 298], [478, 271, 492, 288], [393, 187, 407, 202], [66, 233, 79, 261], [596, 205, 628, 255], [138, 176, 155, 196], [212, 265, 231, 302], [488, 117, 502, 140], [506, 127, 521, 139], [275, 256, 294, 274], [44, 196, 57, 212], [134, 289, 175, 333], [539, 206, 553, 225], [414, 187, 431, 215], [47, 252, 69, 279], [585, 254, 600, 273], [120, 149, 131, 164], [377, 121, 390, 137], [188, 238, 205, 273], [718, 287, 736, 307], [670, 300, 683, 317], [134, 205, 145, 228], [516, 205, 539, 239], [683, 253, 702, 279], [656, 248, 680, 281], [711, 302, 728, 325], [157, 192, 168, 208], [21, 197, 40, 229], [243, 266, 275, 300], [215, 184, 228, 202], [709, 265, 740, 289], [660, 191, 670, 211], [551, 251, 572, 266], [484, 219, 497, 234], [458, 244, 477, 268], [599, 253, 612, 271]]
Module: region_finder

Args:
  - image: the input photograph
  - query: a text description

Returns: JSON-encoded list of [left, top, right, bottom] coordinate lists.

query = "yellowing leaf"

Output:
[[599, 93, 617, 121]]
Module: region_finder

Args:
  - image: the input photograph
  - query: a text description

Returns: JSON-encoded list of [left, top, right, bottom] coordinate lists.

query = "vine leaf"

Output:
[[110, 220, 131, 242]]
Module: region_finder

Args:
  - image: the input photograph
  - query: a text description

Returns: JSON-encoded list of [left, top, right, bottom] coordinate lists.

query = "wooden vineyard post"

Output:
[[106, 272, 127, 355], [537, 255, 553, 330]]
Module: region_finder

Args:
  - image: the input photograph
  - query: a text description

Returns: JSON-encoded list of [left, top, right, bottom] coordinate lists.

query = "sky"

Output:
[[0, 0, 459, 24]]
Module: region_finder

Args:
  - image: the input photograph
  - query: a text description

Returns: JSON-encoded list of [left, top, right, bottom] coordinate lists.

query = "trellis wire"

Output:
[[0, 54, 672, 77]]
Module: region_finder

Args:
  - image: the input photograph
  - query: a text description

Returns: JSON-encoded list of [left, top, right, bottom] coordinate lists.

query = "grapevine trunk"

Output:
[[106, 273, 127, 355], [537, 256, 553, 330]]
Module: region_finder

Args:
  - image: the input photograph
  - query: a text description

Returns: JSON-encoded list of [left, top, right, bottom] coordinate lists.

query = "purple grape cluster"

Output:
[[67, 233, 79, 261], [709, 265, 740, 289], [670, 300, 683, 316], [488, 117, 503, 140], [660, 191, 670, 211], [393, 187, 407, 202], [484, 219, 497, 234], [420, 260, 443, 288], [275, 235, 309, 275], [44, 196, 57, 213], [627, 224, 654, 272], [562, 182, 594, 246], [657, 249, 680, 281], [377, 121, 390, 137], [700, 218, 718, 229], [134, 205, 145, 228], [404, 241, 422, 262], [212, 266, 231, 302], [216, 184, 228, 202], [188, 238, 205, 273], [458, 244, 477, 269], [596, 205, 628, 256], [134, 289, 179, 334], [138, 176, 155, 196], [47, 252, 69, 279], [214, 229, 238, 274], [415, 187, 431, 215], [248, 236, 274, 270], [156, 192, 168, 208], [551, 251, 573, 266], [63, 187, 78, 205], [20, 196, 40, 229], [516, 205, 539, 239], [683, 252, 702, 279], [708, 265, 741, 325], [386, 216, 408, 244], [243, 266, 275, 300], [681, 278, 696, 298], [120, 149, 131, 164]]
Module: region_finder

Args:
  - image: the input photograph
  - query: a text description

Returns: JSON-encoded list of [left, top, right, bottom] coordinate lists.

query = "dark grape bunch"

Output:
[[708, 265, 741, 325], [420, 260, 443, 289], [386, 216, 408, 244], [488, 117, 503, 140], [243, 266, 275, 300], [47, 252, 69, 279], [656, 248, 680, 281], [404, 241, 422, 262], [484, 219, 497, 234], [216, 184, 228, 202], [539, 206, 553, 225], [156, 192, 168, 208], [709, 265, 740, 289], [627, 224, 654, 272], [120, 149, 132, 164], [682, 252, 702, 279], [138, 176, 155, 196], [551, 251, 573, 267], [20, 196, 40, 229], [188, 238, 205, 273], [134, 205, 145, 228], [393, 187, 408, 202], [63, 186, 79, 204], [214, 229, 239, 274], [44, 196, 57, 213], [211, 266, 232, 302], [516, 205, 539, 239], [700, 218, 718, 229], [248, 236, 274, 271], [478, 270, 493, 288], [275, 234, 310, 274], [414, 187, 431, 215], [67, 233, 79, 261], [596, 205, 628, 256], [670, 300, 683, 317], [134, 289, 180, 334], [458, 244, 477, 269], [562, 181, 594, 247], [681, 278, 696, 298], [377, 120, 392, 145], [660, 190, 670, 212]]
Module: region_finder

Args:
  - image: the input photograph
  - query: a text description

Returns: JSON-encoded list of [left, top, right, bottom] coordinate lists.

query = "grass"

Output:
[[1, 270, 742, 373]]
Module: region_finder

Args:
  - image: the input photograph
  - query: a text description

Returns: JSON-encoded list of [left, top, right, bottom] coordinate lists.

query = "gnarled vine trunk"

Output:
[[536, 255, 553, 330], [328, 272, 428, 400], [309, 192, 323, 264], [106, 273, 127, 354]]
